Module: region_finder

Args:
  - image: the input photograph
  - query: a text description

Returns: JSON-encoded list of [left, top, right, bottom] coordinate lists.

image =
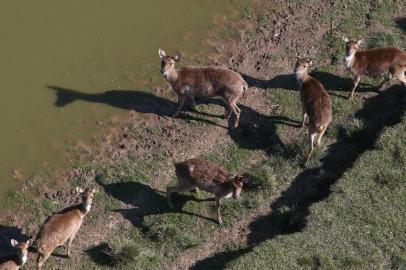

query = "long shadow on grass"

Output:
[[191, 85, 406, 269], [0, 225, 30, 261], [241, 72, 380, 97], [48, 85, 229, 128], [395, 17, 406, 32], [95, 177, 217, 228], [228, 103, 299, 157]]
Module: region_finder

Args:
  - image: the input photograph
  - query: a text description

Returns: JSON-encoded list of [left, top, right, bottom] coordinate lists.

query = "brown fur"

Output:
[[158, 49, 248, 128], [344, 39, 406, 98], [166, 158, 244, 225], [0, 240, 30, 270], [35, 188, 96, 269], [294, 58, 332, 166]]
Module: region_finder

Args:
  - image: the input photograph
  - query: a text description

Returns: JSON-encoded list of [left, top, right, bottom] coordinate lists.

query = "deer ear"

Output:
[[10, 239, 18, 247], [158, 49, 166, 59], [26, 239, 32, 246], [174, 51, 181, 62], [342, 36, 349, 43], [356, 39, 363, 46], [76, 187, 84, 193]]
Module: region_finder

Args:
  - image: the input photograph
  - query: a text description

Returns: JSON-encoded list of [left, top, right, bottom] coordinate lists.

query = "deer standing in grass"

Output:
[[343, 37, 406, 99], [0, 239, 30, 270], [35, 187, 96, 269], [295, 58, 332, 167], [166, 158, 244, 225], [158, 49, 248, 129]]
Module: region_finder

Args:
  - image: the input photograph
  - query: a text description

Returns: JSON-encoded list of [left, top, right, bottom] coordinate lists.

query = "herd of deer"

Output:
[[1, 38, 406, 270]]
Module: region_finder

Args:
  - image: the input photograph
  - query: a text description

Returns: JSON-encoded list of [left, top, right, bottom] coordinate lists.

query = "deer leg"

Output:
[[67, 233, 77, 258], [377, 74, 391, 91], [173, 95, 186, 117], [316, 126, 327, 146], [223, 98, 233, 120], [230, 102, 241, 129], [189, 95, 197, 110], [304, 131, 317, 167], [37, 252, 51, 270], [349, 75, 361, 99], [297, 111, 308, 136], [215, 196, 223, 225]]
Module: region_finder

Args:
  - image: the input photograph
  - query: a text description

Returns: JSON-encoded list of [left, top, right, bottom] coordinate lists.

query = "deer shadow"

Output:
[[228, 103, 299, 157], [395, 17, 406, 33], [241, 71, 380, 97], [86, 242, 115, 267], [191, 84, 406, 269], [48, 85, 232, 128], [95, 176, 217, 228]]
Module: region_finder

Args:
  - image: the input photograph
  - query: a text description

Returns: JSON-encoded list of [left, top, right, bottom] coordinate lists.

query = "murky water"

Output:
[[0, 0, 234, 199]]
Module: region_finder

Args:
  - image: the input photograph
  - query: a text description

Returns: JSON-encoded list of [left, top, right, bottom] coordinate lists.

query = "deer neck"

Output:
[[79, 201, 91, 216], [165, 68, 178, 83], [295, 71, 309, 86], [344, 52, 355, 69]]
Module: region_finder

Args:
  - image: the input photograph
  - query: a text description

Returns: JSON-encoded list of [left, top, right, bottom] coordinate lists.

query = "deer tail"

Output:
[[242, 84, 248, 99]]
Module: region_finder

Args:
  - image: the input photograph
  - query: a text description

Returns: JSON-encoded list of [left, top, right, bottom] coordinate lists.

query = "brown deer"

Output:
[[0, 239, 30, 270], [158, 49, 248, 128], [343, 37, 406, 98], [35, 187, 96, 269], [166, 158, 244, 225], [294, 58, 332, 167]]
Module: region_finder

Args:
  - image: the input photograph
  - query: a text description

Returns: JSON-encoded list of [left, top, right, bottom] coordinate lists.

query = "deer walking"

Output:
[[158, 49, 248, 128], [343, 37, 406, 98], [0, 239, 30, 270], [295, 58, 332, 167], [35, 187, 96, 269], [167, 158, 244, 225]]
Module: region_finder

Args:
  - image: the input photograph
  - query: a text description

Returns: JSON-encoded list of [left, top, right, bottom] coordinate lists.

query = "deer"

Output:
[[158, 49, 248, 129], [343, 37, 406, 99], [0, 239, 30, 270], [35, 187, 96, 269], [166, 158, 244, 225], [294, 58, 332, 167]]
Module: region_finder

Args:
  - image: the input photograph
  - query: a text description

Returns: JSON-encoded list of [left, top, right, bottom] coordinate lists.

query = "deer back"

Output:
[[301, 76, 332, 129], [36, 208, 83, 252]]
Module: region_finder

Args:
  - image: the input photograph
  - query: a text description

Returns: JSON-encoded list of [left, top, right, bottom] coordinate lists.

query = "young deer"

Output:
[[167, 158, 244, 225], [158, 49, 248, 128], [35, 187, 96, 269], [343, 37, 406, 98], [294, 58, 332, 167], [0, 239, 30, 270]]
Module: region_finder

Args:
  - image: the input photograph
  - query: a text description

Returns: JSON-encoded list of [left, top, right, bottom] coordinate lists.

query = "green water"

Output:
[[0, 0, 233, 199]]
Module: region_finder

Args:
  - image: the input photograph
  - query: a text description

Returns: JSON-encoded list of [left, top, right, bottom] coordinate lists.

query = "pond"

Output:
[[0, 0, 236, 199]]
